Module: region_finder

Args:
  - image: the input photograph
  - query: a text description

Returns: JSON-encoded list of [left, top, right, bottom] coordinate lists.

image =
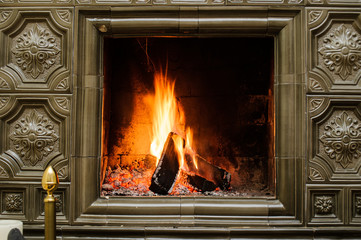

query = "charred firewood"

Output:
[[149, 132, 180, 195], [186, 174, 217, 192], [184, 153, 231, 190]]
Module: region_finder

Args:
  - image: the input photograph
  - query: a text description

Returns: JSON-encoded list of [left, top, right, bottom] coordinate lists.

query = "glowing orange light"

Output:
[[148, 70, 197, 169]]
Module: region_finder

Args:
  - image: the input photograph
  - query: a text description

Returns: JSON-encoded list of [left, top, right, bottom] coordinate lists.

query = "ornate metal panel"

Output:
[[307, 10, 361, 93], [0, 96, 70, 179], [0, 9, 72, 92], [308, 96, 361, 182], [33, 186, 69, 223], [350, 189, 361, 224], [308, 187, 344, 225], [0, 188, 27, 218]]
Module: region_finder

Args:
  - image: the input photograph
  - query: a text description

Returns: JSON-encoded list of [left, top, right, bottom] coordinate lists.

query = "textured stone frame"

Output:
[[72, 7, 305, 228]]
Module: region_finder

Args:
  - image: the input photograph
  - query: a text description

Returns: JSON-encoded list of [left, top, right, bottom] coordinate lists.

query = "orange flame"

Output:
[[185, 127, 198, 169], [148, 70, 196, 169], [149, 71, 179, 164]]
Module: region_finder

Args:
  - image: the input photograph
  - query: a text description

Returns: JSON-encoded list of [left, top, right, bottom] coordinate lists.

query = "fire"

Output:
[[148, 70, 195, 168], [185, 127, 198, 169]]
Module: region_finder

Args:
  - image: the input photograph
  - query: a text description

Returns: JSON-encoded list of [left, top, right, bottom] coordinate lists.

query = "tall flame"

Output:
[[149, 71, 179, 164], [148, 70, 196, 168]]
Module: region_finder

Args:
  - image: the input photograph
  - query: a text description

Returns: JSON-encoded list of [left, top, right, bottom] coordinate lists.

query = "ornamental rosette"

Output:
[[11, 24, 60, 79], [320, 112, 361, 169], [314, 196, 333, 214], [5, 193, 23, 212], [10, 110, 59, 166], [319, 24, 361, 80]]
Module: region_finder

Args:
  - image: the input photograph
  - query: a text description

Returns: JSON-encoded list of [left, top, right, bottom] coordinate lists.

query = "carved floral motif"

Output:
[[0, 166, 9, 178], [55, 97, 69, 111], [56, 10, 71, 23], [0, 97, 10, 110], [12, 24, 60, 79], [10, 110, 59, 166], [314, 195, 333, 214], [0, 11, 11, 23], [309, 78, 324, 92], [319, 24, 361, 80], [309, 11, 322, 25], [320, 111, 361, 169], [0, 77, 10, 89], [309, 98, 324, 112], [309, 167, 325, 181], [57, 166, 68, 178], [55, 77, 69, 91], [356, 196, 361, 214], [4, 193, 23, 212]]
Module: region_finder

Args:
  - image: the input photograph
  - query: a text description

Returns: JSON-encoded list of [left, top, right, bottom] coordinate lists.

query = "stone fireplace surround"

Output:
[[0, 1, 361, 239]]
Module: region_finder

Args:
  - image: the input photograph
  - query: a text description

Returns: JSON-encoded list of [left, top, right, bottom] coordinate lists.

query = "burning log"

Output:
[[149, 132, 231, 194], [184, 153, 231, 191], [149, 132, 180, 195], [186, 175, 217, 192]]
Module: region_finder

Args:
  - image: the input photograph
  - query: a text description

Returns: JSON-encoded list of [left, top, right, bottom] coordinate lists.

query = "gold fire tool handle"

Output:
[[42, 166, 59, 240]]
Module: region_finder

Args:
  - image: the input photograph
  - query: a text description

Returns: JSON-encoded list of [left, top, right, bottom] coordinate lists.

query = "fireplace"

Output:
[[101, 37, 274, 197], [2, 3, 361, 239], [70, 7, 304, 229]]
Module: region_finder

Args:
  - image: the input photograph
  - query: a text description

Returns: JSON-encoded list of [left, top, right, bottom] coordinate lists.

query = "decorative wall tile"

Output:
[[2, 192, 23, 214], [1, 10, 71, 92], [308, 11, 361, 93], [11, 23, 61, 81], [309, 97, 361, 181], [308, 189, 343, 224], [35, 187, 68, 223], [318, 24, 361, 82], [9, 109, 59, 167], [350, 190, 361, 223], [40, 192, 64, 215], [1, 97, 69, 175], [319, 111, 361, 169]]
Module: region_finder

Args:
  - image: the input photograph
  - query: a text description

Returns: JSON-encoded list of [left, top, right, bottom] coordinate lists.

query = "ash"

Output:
[[101, 166, 273, 197]]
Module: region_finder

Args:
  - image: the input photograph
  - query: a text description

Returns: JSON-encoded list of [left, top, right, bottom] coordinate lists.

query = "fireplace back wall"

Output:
[[0, 2, 361, 240]]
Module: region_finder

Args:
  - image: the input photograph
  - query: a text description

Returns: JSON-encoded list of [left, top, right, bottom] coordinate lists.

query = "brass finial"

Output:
[[42, 166, 59, 195], [42, 166, 59, 240]]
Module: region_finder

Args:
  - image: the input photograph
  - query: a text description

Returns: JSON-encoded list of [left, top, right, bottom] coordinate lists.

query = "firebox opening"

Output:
[[101, 37, 275, 197]]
